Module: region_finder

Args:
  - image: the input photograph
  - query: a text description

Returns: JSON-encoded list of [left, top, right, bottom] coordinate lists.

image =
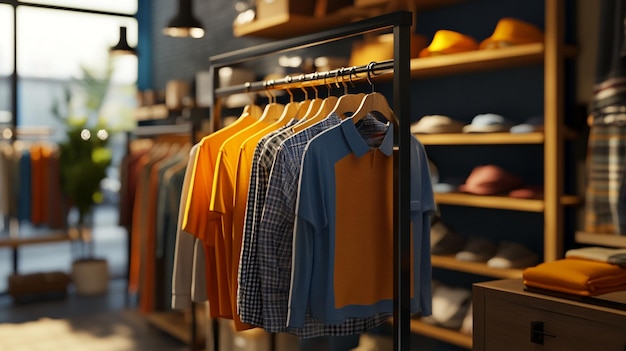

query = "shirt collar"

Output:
[[340, 113, 394, 157]]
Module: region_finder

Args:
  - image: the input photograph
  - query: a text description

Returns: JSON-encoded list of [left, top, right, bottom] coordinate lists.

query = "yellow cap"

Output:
[[419, 30, 478, 58], [480, 17, 544, 49]]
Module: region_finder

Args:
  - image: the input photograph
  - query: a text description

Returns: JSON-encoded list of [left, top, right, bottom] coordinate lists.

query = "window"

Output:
[[17, 6, 138, 137], [0, 4, 13, 124], [0, 1, 138, 292], [20, 0, 136, 15]]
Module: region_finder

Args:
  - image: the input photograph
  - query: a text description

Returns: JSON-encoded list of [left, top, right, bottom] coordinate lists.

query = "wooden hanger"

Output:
[[299, 83, 324, 121], [329, 67, 365, 119], [243, 103, 263, 120], [271, 85, 300, 127], [350, 62, 395, 124], [292, 73, 338, 133], [257, 81, 285, 123], [293, 80, 314, 120]]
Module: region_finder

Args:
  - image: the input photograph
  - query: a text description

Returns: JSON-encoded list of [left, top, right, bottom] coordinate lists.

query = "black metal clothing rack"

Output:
[[208, 11, 413, 351]]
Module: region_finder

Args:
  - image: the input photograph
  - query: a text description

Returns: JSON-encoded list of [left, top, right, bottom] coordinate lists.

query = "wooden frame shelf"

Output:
[[410, 43, 576, 78], [575, 231, 626, 248], [431, 255, 523, 279], [434, 193, 581, 212], [133, 104, 170, 121], [233, 0, 464, 38], [415, 129, 576, 146], [0, 232, 71, 248], [410, 319, 472, 349], [416, 132, 544, 145]]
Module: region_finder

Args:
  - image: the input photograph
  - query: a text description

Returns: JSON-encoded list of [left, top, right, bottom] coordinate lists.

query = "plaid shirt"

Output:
[[238, 120, 297, 326], [254, 113, 392, 337]]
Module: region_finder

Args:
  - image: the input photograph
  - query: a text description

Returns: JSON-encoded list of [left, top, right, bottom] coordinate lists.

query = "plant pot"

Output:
[[71, 258, 109, 296]]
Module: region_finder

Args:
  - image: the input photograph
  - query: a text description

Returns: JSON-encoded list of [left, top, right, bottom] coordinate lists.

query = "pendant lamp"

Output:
[[110, 26, 137, 56], [163, 0, 205, 38]]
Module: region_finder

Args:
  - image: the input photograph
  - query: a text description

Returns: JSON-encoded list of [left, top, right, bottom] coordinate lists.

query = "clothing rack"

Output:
[[126, 120, 202, 351], [0, 125, 67, 280], [208, 11, 413, 350]]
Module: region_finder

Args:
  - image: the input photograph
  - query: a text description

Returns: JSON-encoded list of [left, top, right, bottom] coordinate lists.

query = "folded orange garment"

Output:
[[523, 258, 626, 296]]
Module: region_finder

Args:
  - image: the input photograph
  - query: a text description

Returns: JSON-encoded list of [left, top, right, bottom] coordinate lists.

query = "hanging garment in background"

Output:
[[18, 145, 31, 223], [0, 141, 64, 229], [584, 0, 626, 235], [171, 143, 211, 310]]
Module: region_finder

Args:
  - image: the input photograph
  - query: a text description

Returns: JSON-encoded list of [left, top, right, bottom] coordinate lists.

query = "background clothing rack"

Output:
[[125, 120, 202, 351], [208, 11, 413, 351]]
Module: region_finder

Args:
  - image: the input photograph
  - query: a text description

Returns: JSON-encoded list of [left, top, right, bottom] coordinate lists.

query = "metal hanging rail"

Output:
[[209, 11, 413, 351], [214, 59, 395, 97]]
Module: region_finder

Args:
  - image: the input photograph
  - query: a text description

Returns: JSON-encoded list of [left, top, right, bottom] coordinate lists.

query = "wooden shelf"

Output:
[[431, 255, 524, 279], [409, 43, 577, 78], [416, 132, 544, 145], [575, 231, 626, 248], [133, 104, 170, 121], [233, 9, 365, 38], [434, 193, 581, 212], [234, 1, 464, 38], [0, 232, 72, 248], [414, 129, 577, 146], [410, 319, 472, 349]]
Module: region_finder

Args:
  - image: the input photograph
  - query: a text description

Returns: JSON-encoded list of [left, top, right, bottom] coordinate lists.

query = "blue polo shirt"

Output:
[[287, 116, 434, 328]]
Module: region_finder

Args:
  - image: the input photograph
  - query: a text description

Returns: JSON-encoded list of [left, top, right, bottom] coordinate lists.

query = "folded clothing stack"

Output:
[[523, 256, 626, 296], [565, 246, 626, 266]]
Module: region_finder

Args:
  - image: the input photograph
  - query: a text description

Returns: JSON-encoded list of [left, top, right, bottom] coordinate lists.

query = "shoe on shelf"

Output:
[[455, 236, 497, 262], [487, 241, 538, 269]]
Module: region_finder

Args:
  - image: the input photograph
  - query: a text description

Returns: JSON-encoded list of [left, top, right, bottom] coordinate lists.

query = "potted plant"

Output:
[[53, 60, 114, 295]]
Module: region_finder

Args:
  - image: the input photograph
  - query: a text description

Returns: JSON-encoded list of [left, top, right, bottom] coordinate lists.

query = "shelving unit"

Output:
[[433, 193, 580, 212], [431, 255, 523, 279], [404, 0, 572, 349], [574, 232, 626, 248], [232, 0, 464, 38]]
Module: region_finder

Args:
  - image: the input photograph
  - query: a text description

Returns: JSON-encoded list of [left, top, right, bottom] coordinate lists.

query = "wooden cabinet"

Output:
[[473, 279, 626, 351]]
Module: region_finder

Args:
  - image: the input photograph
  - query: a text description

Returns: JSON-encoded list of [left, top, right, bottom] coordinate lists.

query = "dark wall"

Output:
[[148, 0, 271, 91]]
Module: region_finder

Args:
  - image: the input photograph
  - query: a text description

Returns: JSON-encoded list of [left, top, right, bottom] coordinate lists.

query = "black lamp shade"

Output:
[[163, 0, 205, 38], [110, 26, 137, 55]]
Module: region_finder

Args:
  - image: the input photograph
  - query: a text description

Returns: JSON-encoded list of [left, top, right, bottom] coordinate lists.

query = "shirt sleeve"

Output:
[[286, 146, 324, 328], [172, 146, 199, 310]]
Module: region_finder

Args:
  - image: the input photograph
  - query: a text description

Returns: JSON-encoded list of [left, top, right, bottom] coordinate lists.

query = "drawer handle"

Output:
[[531, 321, 556, 345]]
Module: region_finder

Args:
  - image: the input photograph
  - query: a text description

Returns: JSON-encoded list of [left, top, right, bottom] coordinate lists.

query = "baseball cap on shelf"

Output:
[[458, 164, 524, 195], [411, 115, 465, 134], [462, 113, 511, 133], [510, 116, 544, 133], [350, 33, 428, 66], [480, 17, 544, 50], [419, 30, 478, 58]]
